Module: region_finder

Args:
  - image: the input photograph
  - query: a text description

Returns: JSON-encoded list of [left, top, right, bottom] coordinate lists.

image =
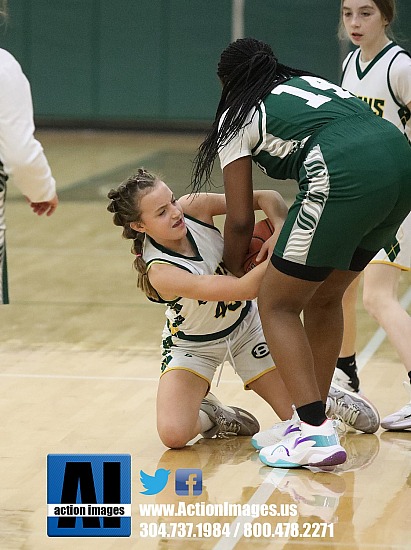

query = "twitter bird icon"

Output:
[[140, 468, 171, 495]]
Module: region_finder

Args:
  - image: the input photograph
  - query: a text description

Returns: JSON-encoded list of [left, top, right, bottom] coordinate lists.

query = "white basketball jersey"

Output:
[[341, 42, 411, 140], [143, 214, 250, 341]]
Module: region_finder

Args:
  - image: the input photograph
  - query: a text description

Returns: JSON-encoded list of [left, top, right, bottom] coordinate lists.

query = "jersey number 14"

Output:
[[271, 76, 353, 108]]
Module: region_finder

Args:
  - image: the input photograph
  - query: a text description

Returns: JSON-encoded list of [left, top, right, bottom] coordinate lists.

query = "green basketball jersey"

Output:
[[219, 75, 372, 181]]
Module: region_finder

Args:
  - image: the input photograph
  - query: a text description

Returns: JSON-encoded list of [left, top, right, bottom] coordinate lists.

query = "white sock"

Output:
[[199, 410, 214, 433]]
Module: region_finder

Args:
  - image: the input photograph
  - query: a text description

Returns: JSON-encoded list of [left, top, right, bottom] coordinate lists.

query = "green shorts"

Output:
[[273, 113, 411, 280]]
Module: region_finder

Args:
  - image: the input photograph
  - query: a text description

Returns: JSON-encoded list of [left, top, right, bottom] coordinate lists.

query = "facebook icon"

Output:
[[175, 469, 202, 496]]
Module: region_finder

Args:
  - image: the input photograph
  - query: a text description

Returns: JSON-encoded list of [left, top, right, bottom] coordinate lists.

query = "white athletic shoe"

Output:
[[326, 382, 380, 434], [200, 393, 260, 438], [259, 418, 347, 469], [381, 382, 411, 431], [253, 380, 377, 449], [251, 408, 301, 450]]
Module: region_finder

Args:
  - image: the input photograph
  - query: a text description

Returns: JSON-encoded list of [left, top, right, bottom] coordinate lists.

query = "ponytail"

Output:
[[107, 169, 161, 300], [132, 232, 161, 301]]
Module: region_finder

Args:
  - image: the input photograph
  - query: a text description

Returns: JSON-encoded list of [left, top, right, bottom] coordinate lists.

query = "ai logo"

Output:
[[47, 454, 131, 537]]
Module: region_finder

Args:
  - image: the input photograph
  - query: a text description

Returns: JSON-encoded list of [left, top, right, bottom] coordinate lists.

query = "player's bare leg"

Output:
[[304, 270, 361, 400], [248, 369, 294, 420], [363, 263, 411, 372], [156, 370, 209, 448], [257, 264, 359, 406], [257, 266, 361, 467], [363, 263, 411, 430], [156, 370, 260, 447]]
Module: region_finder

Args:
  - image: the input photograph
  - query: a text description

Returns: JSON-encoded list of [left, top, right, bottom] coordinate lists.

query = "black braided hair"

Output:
[[107, 168, 161, 300], [191, 37, 318, 193]]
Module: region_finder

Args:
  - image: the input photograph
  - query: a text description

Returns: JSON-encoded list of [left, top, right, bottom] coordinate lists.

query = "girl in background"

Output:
[[338, 0, 411, 430]]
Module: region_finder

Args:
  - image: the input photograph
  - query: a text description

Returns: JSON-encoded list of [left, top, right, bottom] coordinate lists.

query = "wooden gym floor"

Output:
[[1, 129, 410, 549]]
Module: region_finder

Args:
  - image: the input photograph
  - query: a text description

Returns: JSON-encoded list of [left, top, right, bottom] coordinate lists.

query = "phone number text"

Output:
[[139, 521, 334, 538]]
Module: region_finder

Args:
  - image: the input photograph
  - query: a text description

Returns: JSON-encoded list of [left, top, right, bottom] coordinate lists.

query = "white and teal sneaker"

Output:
[[259, 418, 347, 469], [251, 408, 301, 450]]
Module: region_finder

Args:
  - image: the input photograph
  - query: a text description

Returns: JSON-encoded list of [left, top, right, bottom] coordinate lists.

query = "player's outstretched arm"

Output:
[[147, 260, 269, 303], [178, 193, 227, 224]]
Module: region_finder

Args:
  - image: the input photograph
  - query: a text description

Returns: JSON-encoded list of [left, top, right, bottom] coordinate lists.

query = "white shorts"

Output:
[[159, 301, 276, 389], [370, 210, 411, 270]]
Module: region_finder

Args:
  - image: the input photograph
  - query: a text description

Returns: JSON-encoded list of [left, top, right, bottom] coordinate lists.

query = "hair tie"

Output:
[[135, 253, 142, 257]]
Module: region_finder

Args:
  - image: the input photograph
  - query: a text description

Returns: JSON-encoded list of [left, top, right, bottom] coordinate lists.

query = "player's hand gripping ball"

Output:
[[243, 218, 274, 272]]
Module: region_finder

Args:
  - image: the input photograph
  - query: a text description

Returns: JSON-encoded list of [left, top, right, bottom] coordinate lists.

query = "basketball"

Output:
[[243, 218, 274, 272]]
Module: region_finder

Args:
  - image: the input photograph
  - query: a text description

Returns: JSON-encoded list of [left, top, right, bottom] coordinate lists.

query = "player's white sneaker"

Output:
[[251, 408, 301, 450], [200, 393, 260, 438], [259, 418, 347, 469], [252, 380, 376, 450], [326, 382, 379, 434], [381, 382, 411, 431]]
